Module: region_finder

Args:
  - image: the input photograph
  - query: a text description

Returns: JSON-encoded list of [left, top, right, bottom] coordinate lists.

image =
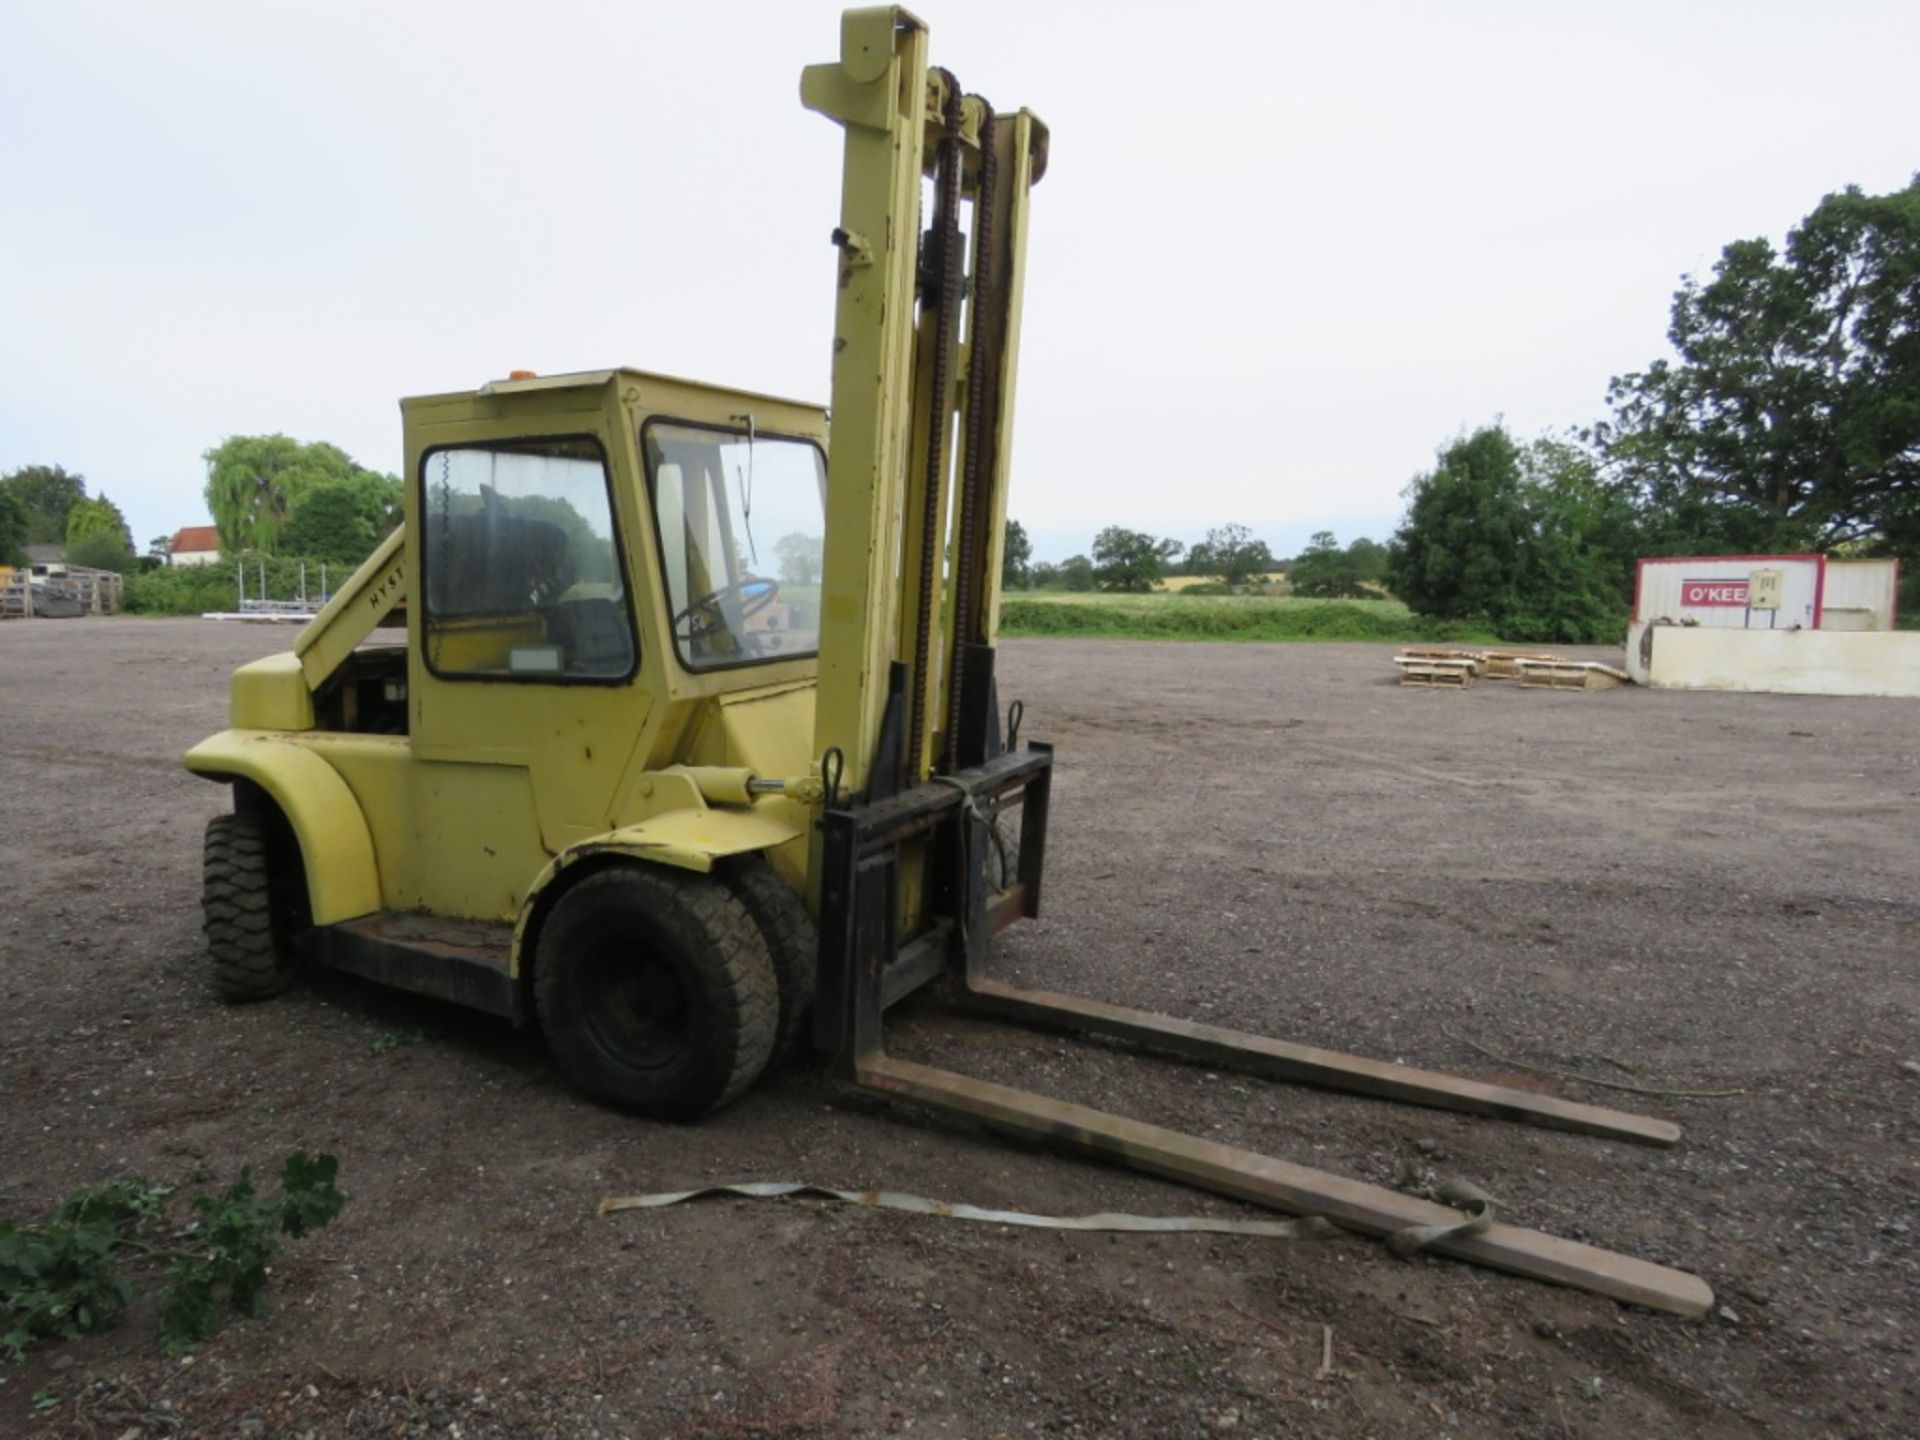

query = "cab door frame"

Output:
[[396, 380, 658, 918]]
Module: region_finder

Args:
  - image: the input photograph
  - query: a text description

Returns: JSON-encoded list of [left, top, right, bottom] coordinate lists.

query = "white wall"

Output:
[[170, 549, 222, 567], [1822, 559, 1900, 631], [1632, 622, 1920, 699]]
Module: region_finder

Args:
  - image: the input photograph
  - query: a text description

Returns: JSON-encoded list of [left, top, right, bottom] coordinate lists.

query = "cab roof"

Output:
[[403, 366, 825, 416]]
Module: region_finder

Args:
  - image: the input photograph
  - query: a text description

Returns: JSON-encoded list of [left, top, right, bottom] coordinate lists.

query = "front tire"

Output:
[[722, 857, 817, 1067], [534, 866, 778, 1120], [202, 811, 304, 1001]]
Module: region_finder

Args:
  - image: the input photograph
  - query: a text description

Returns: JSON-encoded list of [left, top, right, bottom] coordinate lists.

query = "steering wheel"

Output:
[[672, 575, 781, 643]]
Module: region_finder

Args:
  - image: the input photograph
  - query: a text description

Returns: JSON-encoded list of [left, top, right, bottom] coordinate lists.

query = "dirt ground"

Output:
[[1, 618, 1915, 1440]]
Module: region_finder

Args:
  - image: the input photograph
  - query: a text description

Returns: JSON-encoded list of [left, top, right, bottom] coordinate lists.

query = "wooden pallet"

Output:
[[1480, 649, 1564, 680], [1515, 660, 1630, 690], [1399, 646, 1485, 661], [1394, 656, 1477, 688]]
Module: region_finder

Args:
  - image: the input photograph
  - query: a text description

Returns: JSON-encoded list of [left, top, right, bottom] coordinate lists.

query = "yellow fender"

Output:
[[184, 730, 382, 925], [510, 804, 806, 976]]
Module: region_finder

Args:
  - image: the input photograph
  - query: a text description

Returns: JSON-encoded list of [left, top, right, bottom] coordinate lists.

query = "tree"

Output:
[[1345, 536, 1389, 585], [1389, 429, 1530, 624], [1506, 438, 1643, 640], [1001, 518, 1032, 589], [148, 534, 174, 561], [1598, 175, 1920, 555], [1186, 522, 1275, 587], [1057, 554, 1095, 590], [1289, 531, 1365, 598], [1, 463, 87, 544], [0, 487, 27, 566], [67, 494, 132, 548], [1388, 425, 1636, 643], [65, 494, 135, 573], [364, 469, 404, 532], [773, 531, 824, 586], [281, 472, 403, 566], [68, 532, 135, 574], [204, 435, 395, 556], [280, 481, 379, 565], [205, 435, 302, 553], [1091, 526, 1182, 592]]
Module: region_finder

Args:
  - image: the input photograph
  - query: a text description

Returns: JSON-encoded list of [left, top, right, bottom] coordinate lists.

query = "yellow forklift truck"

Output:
[[187, 7, 1709, 1316]]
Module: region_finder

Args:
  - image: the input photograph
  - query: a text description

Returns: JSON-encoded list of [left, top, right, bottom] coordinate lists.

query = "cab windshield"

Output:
[[644, 421, 826, 671]]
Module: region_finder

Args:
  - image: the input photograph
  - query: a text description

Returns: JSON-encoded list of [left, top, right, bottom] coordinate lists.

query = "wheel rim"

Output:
[[579, 933, 695, 1075]]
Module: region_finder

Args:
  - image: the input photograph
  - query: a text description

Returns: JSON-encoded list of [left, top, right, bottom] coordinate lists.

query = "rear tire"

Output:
[[722, 857, 817, 1066], [534, 866, 778, 1120], [202, 811, 304, 1001]]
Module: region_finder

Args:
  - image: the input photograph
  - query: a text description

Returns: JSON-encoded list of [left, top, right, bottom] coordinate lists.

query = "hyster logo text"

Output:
[[1681, 579, 1749, 607]]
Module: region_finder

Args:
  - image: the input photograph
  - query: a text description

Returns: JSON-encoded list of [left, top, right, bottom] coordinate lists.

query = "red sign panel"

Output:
[[1681, 578, 1749, 607]]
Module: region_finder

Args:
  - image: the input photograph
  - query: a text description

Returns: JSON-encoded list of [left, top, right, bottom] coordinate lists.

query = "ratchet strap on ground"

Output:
[[1386, 1179, 1500, 1258], [600, 1181, 1338, 1239]]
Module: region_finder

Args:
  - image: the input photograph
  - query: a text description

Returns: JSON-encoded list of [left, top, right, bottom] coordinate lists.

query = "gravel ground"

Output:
[[0, 618, 1915, 1439]]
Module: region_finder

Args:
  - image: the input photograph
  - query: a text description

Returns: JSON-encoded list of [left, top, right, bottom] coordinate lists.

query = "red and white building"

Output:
[[1633, 554, 1899, 632], [168, 525, 222, 567]]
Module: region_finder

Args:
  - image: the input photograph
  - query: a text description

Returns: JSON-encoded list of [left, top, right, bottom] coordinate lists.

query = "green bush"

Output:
[[125, 553, 360, 615], [65, 532, 135, 575], [125, 566, 237, 615]]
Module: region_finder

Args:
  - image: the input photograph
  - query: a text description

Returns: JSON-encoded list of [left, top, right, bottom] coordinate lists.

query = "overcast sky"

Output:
[[4, 1, 1916, 564]]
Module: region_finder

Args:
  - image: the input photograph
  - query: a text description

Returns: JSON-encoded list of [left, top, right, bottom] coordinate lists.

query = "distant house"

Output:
[[169, 525, 222, 568]]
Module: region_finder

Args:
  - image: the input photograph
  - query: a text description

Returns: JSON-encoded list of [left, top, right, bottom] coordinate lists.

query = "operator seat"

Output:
[[546, 597, 634, 676]]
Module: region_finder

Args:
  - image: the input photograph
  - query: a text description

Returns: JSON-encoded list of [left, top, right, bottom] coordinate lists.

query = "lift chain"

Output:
[[905, 69, 967, 787], [943, 98, 1000, 774]]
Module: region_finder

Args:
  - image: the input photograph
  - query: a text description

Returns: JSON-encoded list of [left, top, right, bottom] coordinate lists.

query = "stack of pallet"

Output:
[[1392, 647, 1629, 691]]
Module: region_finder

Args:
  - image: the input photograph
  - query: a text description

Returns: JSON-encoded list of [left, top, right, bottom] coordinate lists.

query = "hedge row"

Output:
[[999, 597, 1498, 644], [125, 554, 361, 615]]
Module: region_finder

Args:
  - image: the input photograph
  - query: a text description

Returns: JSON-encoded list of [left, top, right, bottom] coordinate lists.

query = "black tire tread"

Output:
[[534, 867, 778, 1118], [202, 812, 299, 1001], [722, 858, 817, 1066]]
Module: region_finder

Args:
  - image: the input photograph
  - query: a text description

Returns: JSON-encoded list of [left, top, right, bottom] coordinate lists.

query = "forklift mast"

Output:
[[804, 6, 1045, 802], [797, 4, 1056, 1070]]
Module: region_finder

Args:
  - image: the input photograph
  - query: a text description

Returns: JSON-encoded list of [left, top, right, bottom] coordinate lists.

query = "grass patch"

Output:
[[1015, 590, 1412, 615], [1000, 594, 1498, 644]]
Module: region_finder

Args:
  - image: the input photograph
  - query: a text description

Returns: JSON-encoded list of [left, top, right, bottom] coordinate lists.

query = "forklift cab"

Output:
[[388, 370, 832, 893], [405, 370, 827, 689]]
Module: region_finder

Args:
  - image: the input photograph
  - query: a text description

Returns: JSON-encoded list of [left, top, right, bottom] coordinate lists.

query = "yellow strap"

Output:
[[1387, 1179, 1500, 1258]]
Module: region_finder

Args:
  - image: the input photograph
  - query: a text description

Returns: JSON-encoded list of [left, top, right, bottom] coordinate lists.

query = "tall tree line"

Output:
[[1391, 174, 1920, 641]]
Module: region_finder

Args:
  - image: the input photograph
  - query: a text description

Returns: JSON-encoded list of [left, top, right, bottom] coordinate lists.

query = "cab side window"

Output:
[[421, 439, 636, 681]]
